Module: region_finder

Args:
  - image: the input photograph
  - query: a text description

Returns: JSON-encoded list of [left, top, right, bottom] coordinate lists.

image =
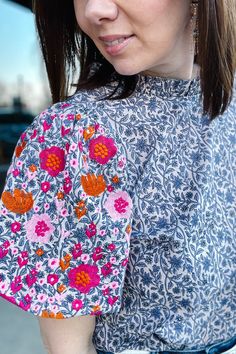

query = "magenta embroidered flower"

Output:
[[38, 136, 45, 143], [41, 181, 51, 193], [12, 169, 20, 177], [39, 146, 65, 177], [63, 176, 72, 194], [11, 221, 21, 233], [25, 214, 55, 243], [108, 243, 116, 251], [47, 274, 59, 285], [104, 190, 133, 221], [68, 264, 100, 294], [107, 185, 114, 192], [72, 299, 83, 311], [89, 135, 117, 165]]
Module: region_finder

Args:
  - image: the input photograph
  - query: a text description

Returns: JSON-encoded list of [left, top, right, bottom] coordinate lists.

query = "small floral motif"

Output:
[[40, 146, 65, 177], [25, 214, 55, 243], [89, 135, 117, 165], [68, 264, 100, 294], [83, 126, 95, 141], [104, 190, 133, 221]]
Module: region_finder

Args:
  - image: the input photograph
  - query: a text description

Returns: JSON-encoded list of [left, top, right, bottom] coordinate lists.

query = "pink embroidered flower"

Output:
[[41, 181, 50, 193], [40, 146, 65, 177], [25, 213, 55, 243], [68, 264, 100, 294], [110, 257, 117, 264], [37, 293, 47, 303], [72, 299, 83, 311], [70, 159, 79, 168], [89, 135, 117, 165], [47, 274, 59, 285], [104, 190, 133, 221], [81, 254, 90, 263], [48, 258, 59, 269], [61, 208, 68, 217]]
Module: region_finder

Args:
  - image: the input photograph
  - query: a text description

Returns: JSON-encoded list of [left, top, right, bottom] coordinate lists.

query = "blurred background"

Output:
[[0, 0, 49, 352]]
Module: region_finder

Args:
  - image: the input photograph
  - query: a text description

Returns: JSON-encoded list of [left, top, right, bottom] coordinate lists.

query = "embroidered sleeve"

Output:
[[0, 103, 133, 319]]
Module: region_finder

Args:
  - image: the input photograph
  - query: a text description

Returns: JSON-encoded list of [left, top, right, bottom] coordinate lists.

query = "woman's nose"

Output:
[[85, 0, 118, 24]]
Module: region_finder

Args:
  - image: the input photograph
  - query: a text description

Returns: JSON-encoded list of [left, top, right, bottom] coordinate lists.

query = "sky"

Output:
[[0, 0, 50, 114]]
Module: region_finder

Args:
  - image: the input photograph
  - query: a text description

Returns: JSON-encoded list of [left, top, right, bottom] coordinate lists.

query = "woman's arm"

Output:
[[38, 315, 97, 354]]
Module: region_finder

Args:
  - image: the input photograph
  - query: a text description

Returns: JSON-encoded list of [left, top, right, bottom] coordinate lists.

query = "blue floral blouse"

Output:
[[0, 73, 236, 352]]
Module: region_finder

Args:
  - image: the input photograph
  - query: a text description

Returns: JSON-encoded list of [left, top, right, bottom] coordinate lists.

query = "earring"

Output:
[[191, 0, 199, 56]]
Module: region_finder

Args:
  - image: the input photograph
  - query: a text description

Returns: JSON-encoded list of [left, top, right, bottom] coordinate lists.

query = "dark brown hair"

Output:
[[33, 0, 236, 119]]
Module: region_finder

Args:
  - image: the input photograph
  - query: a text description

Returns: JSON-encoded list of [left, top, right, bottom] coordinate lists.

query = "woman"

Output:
[[0, 0, 235, 353]]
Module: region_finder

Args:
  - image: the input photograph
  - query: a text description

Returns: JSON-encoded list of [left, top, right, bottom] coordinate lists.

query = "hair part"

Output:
[[33, 0, 236, 119]]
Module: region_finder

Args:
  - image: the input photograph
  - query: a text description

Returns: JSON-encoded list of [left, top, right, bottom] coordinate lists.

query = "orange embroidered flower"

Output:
[[15, 141, 27, 158], [29, 164, 37, 172], [76, 113, 82, 121], [60, 254, 71, 271], [2, 189, 34, 214], [83, 126, 95, 141], [57, 284, 66, 293], [36, 248, 44, 256], [92, 305, 101, 312], [57, 191, 64, 200], [112, 175, 119, 184], [75, 200, 87, 220], [64, 254, 72, 262], [81, 173, 106, 197], [89, 135, 117, 165], [40, 146, 65, 177]]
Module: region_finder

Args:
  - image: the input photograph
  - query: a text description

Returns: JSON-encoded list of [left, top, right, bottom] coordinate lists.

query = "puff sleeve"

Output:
[[0, 101, 133, 319]]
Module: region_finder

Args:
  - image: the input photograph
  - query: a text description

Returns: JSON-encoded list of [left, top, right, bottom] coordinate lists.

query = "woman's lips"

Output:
[[100, 35, 135, 56]]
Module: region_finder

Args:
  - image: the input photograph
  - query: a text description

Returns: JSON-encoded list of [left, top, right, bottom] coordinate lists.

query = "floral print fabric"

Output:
[[0, 73, 236, 353], [0, 98, 133, 318]]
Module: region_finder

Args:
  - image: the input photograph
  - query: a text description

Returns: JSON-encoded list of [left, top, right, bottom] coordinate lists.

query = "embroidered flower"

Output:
[[11, 221, 21, 233], [72, 299, 83, 311], [25, 214, 55, 243], [104, 190, 133, 221], [89, 135, 117, 165], [41, 181, 50, 193], [68, 264, 100, 294], [81, 173, 106, 197], [40, 146, 65, 177], [47, 274, 59, 285], [2, 189, 34, 214], [48, 258, 60, 269]]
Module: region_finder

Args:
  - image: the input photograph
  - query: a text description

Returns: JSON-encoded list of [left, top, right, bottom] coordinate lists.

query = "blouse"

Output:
[[0, 73, 235, 352]]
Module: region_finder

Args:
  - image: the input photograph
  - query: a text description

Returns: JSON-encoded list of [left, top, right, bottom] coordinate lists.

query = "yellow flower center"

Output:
[[94, 143, 108, 158], [46, 154, 60, 170], [75, 271, 90, 287]]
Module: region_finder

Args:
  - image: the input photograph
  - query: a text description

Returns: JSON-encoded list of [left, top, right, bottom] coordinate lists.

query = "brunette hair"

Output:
[[33, 0, 236, 119]]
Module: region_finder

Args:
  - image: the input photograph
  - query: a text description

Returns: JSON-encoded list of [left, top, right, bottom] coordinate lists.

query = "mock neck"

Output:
[[135, 73, 201, 99]]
